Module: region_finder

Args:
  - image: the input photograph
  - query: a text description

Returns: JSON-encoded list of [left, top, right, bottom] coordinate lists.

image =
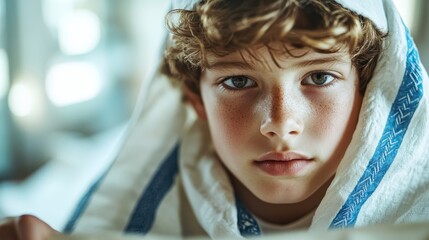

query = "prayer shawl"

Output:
[[63, 0, 429, 238]]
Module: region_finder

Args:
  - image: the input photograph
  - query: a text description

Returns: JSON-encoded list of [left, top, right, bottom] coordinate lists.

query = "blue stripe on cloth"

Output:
[[124, 144, 179, 234], [63, 171, 106, 233], [236, 195, 261, 237], [329, 27, 424, 229]]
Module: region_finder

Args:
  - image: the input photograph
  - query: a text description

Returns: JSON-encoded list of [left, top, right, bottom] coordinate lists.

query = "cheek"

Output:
[[312, 100, 349, 134], [309, 90, 361, 156], [208, 98, 253, 145]]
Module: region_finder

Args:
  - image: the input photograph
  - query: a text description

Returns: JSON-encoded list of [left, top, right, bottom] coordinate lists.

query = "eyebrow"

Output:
[[205, 61, 254, 71], [205, 55, 349, 71], [293, 56, 348, 68]]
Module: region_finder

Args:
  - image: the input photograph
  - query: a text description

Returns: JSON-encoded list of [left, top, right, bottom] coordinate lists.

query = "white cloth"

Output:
[[64, 0, 429, 238]]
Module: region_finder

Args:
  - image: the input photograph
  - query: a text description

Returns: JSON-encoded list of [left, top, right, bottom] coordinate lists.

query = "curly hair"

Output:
[[161, 0, 385, 95]]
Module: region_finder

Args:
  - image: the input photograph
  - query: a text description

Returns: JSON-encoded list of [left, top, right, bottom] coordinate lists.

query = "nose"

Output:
[[260, 87, 304, 141], [260, 117, 303, 139]]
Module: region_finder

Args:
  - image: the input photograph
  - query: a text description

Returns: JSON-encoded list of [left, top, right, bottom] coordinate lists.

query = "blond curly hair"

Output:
[[162, 0, 385, 94]]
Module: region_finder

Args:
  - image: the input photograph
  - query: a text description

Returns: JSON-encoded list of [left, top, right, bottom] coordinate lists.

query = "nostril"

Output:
[[267, 131, 276, 137], [289, 130, 299, 135]]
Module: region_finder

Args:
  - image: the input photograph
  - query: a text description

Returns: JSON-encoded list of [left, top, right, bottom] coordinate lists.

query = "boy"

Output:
[[161, 0, 382, 232], [1, 0, 428, 239]]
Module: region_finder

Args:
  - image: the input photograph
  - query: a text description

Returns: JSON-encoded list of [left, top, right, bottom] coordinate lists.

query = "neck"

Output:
[[232, 177, 332, 225]]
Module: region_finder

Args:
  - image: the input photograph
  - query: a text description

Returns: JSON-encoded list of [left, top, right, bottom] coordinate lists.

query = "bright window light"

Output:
[[46, 62, 102, 107], [58, 9, 101, 55], [42, 0, 74, 30], [8, 81, 38, 117], [0, 49, 9, 99]]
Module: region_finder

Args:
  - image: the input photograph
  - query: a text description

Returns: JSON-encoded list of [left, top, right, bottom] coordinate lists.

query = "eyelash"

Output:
[[218, 75, 257, 91], [302, 71, 339, 88], [217, 71, 340, 91]]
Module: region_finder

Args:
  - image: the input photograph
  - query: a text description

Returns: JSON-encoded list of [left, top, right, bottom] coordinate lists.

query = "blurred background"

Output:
[[0, 0, 427, 231]]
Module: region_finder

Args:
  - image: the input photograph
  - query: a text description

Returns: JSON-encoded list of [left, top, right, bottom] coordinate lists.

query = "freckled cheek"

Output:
[[308, 94, 359, 151], [313, 103, 343, 133], [207, 98, 256, 149]]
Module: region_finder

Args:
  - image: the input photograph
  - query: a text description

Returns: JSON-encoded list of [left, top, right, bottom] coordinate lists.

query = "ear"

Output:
[[183, 85, 207, 120]]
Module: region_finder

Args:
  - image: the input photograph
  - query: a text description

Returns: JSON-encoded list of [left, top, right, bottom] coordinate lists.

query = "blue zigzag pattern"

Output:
[[329, 27, 424, 228]]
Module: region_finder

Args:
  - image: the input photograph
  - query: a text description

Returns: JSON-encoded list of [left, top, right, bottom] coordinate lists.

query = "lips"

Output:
[[254, 151, 313, 176]]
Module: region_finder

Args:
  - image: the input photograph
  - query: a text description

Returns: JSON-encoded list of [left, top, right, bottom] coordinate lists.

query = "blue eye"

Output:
[[303, 72, 336, 86], [222, 76, 256, 89]]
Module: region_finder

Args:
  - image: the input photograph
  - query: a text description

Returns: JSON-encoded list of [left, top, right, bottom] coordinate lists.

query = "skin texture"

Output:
[[0, 215, 58, 240], [188, 44, 363, 225]]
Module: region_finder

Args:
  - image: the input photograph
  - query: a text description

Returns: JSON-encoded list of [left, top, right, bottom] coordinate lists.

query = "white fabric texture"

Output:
[[65, 0, 429, 238]]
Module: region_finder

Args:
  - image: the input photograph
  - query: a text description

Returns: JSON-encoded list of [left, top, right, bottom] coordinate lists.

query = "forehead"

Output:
[[205, 44, 352, 71]]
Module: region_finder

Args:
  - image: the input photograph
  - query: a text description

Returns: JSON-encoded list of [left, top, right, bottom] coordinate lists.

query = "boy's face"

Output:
[[192, 44, 362, 204]]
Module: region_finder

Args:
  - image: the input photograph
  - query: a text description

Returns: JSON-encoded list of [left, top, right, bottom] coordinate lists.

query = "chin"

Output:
[[252, 184, 313, 205], [258, 193, 310, 205]]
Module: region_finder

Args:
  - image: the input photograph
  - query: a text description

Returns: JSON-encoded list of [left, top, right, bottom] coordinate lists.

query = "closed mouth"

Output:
[[254, 151, 313, 176]]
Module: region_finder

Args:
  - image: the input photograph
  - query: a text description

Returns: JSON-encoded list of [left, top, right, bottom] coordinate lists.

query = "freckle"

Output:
[[313, 100, 336, 133], [272, 86, 284, 122], [220, 99, 246, 137]]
